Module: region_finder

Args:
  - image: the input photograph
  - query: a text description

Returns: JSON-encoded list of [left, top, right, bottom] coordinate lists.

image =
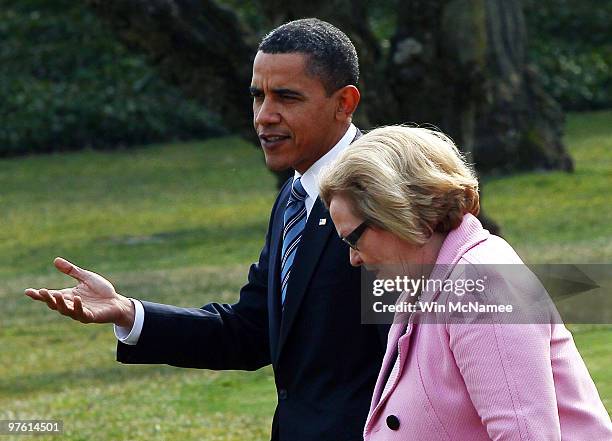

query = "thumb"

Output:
[[54, 257, 86, 282]]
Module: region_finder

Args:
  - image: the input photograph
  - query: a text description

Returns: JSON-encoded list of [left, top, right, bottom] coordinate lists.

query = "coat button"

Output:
[[278, 389, 288, 400], [386, 415, 400, 430]]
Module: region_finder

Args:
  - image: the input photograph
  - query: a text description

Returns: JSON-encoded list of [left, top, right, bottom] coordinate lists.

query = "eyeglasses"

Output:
[[340, 221, 368, 251]]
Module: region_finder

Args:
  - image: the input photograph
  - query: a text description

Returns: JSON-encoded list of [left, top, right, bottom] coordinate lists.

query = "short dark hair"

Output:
[[258, 18, 359, 95]]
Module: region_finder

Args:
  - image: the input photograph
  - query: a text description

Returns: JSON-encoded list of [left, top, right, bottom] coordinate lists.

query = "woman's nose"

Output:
[[349, 248, 363, 267]]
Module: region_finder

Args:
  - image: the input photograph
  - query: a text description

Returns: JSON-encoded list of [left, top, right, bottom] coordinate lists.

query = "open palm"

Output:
[[24, 257, 132, 326]]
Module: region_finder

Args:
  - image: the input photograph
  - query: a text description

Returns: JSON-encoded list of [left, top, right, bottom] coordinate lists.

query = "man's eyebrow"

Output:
[[248, 86, 304, 98], [272, 88, 304, 97]]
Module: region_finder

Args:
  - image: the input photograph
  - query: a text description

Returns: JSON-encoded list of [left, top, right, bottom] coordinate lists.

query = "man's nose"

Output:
[[254, 98, 281, 126], [349, 248, 363, 267]]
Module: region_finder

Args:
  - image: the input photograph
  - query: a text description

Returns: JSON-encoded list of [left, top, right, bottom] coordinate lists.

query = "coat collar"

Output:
[[435, 213, 489, 266]]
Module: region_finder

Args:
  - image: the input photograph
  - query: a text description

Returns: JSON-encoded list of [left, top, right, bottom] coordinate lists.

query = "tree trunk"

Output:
[[380, 0, 573, 173]]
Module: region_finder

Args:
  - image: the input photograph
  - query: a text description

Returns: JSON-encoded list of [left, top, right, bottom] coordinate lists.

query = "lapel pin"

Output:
[[319, 218, 327, 226]]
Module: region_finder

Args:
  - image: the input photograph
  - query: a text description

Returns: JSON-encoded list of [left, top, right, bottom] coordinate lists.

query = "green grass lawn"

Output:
[[484, 110, 612, 263], [1, 111, 610, 440]]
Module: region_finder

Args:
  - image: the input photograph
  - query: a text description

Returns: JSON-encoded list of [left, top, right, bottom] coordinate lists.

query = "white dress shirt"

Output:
[[115, 123, 357, 345]]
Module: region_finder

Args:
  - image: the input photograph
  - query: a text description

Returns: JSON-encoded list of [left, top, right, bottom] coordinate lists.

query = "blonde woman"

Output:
[[319, 126, 611, 441]]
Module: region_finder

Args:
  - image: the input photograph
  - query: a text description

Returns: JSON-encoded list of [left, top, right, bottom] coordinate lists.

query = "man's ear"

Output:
[[335, 85, 360, 121]]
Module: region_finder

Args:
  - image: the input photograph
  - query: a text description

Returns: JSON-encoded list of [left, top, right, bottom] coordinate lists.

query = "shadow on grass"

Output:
[[0, 363, 192, 397], [3, 220, 269, 280]]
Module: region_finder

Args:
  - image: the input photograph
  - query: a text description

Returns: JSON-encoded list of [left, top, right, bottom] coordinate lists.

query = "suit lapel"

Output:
[[268, 183, 291, 361], [276, 198, 334, 359], [365, 323, 414, 432], [368, 323, 406, 410]]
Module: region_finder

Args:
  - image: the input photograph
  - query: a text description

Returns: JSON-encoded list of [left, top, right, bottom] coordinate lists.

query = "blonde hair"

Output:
[[319, 125, 480, 246]]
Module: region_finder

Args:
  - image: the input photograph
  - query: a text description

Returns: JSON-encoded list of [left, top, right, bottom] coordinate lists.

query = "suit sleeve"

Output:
[[116, 181, 290, 371]]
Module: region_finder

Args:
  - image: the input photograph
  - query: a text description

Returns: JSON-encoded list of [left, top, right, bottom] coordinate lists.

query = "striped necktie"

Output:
[[280, 177, 308, 304]]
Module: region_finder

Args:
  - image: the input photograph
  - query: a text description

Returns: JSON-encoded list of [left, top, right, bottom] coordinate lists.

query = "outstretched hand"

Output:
[[24, 257, 135, 328]]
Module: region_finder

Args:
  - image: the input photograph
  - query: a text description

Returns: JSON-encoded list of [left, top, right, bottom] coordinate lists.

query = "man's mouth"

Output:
[[259, 133, 291, 148]]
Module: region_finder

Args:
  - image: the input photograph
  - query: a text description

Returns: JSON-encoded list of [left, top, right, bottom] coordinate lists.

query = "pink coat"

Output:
[[364, 214, 612, 440]]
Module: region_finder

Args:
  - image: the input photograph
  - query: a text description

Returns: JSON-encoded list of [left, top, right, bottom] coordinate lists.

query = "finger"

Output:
[[24, 288, 44, 301], [54, 257, 87, 283], [52, 292, 72, 316], [39, 289, 58, 310], [73, 296, 93, 323]]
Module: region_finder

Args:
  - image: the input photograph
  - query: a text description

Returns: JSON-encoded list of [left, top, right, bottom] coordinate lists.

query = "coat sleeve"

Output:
[[116, 180, 291, 371], [446, 321, 561, 440], [444, 264, 562, 441]]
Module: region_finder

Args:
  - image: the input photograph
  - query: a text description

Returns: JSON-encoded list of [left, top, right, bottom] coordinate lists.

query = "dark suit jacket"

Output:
[[117, 133, 388, 441]]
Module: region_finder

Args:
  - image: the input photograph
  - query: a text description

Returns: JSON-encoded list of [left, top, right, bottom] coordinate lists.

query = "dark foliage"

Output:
[[525, 0, 612, 110], [0, 0, 223, 156]]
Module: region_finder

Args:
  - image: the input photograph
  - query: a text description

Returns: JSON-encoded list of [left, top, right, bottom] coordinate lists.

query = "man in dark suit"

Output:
[[25, 18, 387, 441]]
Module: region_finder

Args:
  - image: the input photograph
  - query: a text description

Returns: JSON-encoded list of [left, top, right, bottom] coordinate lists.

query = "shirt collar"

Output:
[[295, 123, 357, 201]]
